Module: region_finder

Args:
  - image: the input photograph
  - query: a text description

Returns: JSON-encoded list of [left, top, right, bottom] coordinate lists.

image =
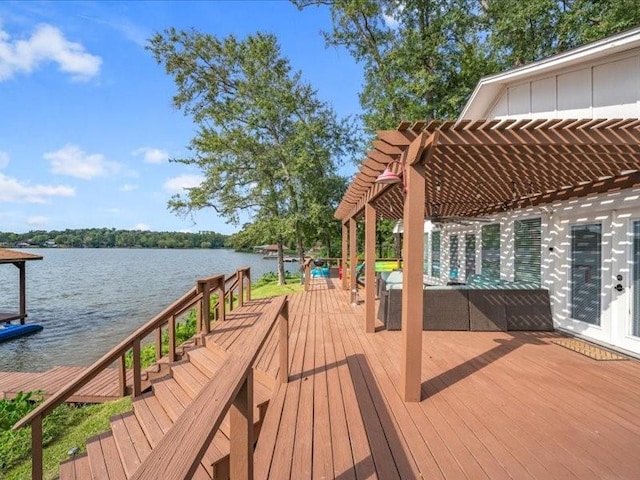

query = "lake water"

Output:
[[0, 248, 287, 372]]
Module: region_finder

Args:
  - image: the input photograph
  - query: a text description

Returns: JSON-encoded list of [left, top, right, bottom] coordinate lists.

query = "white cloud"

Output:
[[0, 24, 101, 81], [0, 173, 75, 203], [163, 174, 204, 194], [26, 215, 48, 227], [44, 144, 121, 179], [0, 151, 9, 169], [120, 183, 138, 192], [133, 223, 150, 231], [133, 147, 169, 164]]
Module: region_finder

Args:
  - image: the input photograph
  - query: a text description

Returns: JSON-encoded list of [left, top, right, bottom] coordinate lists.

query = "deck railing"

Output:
[[130, 295, 289, 480], [14, 266, 253, 480]]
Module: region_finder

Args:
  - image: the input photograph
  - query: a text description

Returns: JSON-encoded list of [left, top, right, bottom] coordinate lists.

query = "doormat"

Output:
[[551, 338, 629, 361]]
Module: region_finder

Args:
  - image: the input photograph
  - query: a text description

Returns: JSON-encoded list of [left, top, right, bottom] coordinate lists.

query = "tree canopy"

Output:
[[148, 30, 356, 284], [296, 0, 640, 132]]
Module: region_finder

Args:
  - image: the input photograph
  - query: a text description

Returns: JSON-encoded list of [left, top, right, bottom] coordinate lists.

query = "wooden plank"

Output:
[[312, 306, 334, 479], [100, 432, 127, 480], [111, 413, 141, 477]]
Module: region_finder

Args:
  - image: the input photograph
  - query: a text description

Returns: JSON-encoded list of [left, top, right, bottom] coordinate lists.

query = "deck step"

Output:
[[59, 453, 91, 480], [57, 299, 279, 480], [111, 412, 152, 477], [86, 432, 126, 480], [187, 346, 227, 377]]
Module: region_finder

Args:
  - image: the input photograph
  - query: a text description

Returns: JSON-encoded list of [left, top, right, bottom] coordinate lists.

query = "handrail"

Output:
[[14, 286, 199, 430], [131, 295, 289, 480], [15, 266, 254, 480]]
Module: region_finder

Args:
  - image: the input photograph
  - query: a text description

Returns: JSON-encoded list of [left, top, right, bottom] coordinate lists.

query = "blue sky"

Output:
[[0, 1, 363, 235]]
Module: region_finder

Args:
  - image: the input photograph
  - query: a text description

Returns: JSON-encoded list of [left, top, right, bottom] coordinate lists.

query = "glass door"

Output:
[[570, 224, 602, 326], [632, 221, 640, 338]]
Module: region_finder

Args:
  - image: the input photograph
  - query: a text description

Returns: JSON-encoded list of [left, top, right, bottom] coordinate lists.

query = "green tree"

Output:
[[148, 29, 356, 284], [296, 0, 498, 130]]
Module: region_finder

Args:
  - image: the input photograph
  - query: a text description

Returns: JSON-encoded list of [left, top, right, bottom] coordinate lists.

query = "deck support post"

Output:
[[31, 414, 42, 480], [365, 202, 377, 333], [245, 269, 251, 301], [16, 262, 26, 323], [230, 370, 254, 480], [349, 217, 358, 304], [342, 222, 349, 290], [401, 160, 425, 402], [279, 300, 289, 383]]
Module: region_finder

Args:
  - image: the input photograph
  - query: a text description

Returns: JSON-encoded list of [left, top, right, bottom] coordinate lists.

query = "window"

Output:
[[449, 235, 459, 280], [431, 231, 441, 278], [481, 224, 500, 279], [514, 218, 542, 285], [423, 233, 429, 275], [464, 234, 476, 278]]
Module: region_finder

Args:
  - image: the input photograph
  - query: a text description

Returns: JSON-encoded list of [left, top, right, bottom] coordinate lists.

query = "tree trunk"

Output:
[[277, 236, 286, 286]]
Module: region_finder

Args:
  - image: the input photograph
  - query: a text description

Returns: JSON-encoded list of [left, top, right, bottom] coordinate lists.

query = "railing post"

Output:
[[118, 353, 127, 397], [133, 338, 142, 397], [169, 314, 176, 362], [279, 300, 289, 384], [246, 269, 251, 301], [197, 280, 211, 335], [230, 370, 254, 480], [238, 269, 244, 308], [31, 414, 43, 480], [155, 325, 163, 361], [218, 278, 226, 322]]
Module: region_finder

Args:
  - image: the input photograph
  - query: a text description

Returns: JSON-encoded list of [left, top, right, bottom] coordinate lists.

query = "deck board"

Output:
[[0, 367, 133, 402], [255, 277, 640, 479]]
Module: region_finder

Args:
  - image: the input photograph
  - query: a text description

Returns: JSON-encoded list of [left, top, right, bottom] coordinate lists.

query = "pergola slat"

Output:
[[336, 118, 640, 222]]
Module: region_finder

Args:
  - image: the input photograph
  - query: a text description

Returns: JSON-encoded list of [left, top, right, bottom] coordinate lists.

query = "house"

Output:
[[336, 26, 640, 401]]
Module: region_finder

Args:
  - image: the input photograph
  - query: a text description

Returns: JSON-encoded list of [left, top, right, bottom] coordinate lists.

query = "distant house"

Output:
[[253, 244, 279, 259]]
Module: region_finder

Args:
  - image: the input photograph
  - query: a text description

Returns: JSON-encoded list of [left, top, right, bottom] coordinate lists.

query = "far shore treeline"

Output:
[[0, 228, 228, 249]]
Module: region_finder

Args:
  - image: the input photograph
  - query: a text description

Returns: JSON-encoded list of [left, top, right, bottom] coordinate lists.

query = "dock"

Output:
[[0, 366, 132, 403]]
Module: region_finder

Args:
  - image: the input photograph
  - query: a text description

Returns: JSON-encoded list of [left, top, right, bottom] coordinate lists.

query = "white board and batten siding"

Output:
[[487, 52, 640, 120], [456, 29, 640, 355]]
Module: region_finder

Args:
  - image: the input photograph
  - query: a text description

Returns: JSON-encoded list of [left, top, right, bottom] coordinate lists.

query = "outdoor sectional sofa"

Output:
[[378, 274, 553, 332]]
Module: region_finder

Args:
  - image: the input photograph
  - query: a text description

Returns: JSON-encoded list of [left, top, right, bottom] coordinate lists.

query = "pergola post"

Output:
[[365, 202, 377, 333], [401, 161, 425, 402], [349, 217, 358, 304], [341, 222, 349, 291]]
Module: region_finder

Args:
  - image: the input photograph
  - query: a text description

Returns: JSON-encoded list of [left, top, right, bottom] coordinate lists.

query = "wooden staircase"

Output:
[[59, 339, 274, 480]]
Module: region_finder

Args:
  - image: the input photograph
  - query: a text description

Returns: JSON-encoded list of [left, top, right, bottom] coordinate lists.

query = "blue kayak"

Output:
[[0, 323, 43, 342]]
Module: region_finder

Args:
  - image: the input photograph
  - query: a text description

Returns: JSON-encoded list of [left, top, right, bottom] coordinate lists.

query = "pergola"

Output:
[[0, 249, 43, 324], [335, 118, 640, 401]]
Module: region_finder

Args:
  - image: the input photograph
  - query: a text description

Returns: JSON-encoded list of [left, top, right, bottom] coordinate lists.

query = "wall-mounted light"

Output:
[[375, 159, 407, 193]]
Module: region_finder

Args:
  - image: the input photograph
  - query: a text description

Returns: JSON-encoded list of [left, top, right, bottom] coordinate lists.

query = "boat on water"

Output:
[[0, 322, 43, 342]]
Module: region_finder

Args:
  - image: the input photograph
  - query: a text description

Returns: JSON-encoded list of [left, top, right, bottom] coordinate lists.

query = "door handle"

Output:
[[615, 284, 624, 292]]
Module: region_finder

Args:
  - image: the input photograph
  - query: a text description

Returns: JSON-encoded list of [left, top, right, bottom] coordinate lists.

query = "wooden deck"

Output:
[[255, 277, 640, 479], [0, 367, 133, 403]]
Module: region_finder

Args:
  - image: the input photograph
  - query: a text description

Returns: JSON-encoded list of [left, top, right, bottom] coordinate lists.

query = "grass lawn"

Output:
[[251, 276, 303, 298], [3, 397, 131, 480]]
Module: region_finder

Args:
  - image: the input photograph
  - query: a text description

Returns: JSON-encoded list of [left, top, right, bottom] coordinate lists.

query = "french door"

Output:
[[559, 209, 640, 354]]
